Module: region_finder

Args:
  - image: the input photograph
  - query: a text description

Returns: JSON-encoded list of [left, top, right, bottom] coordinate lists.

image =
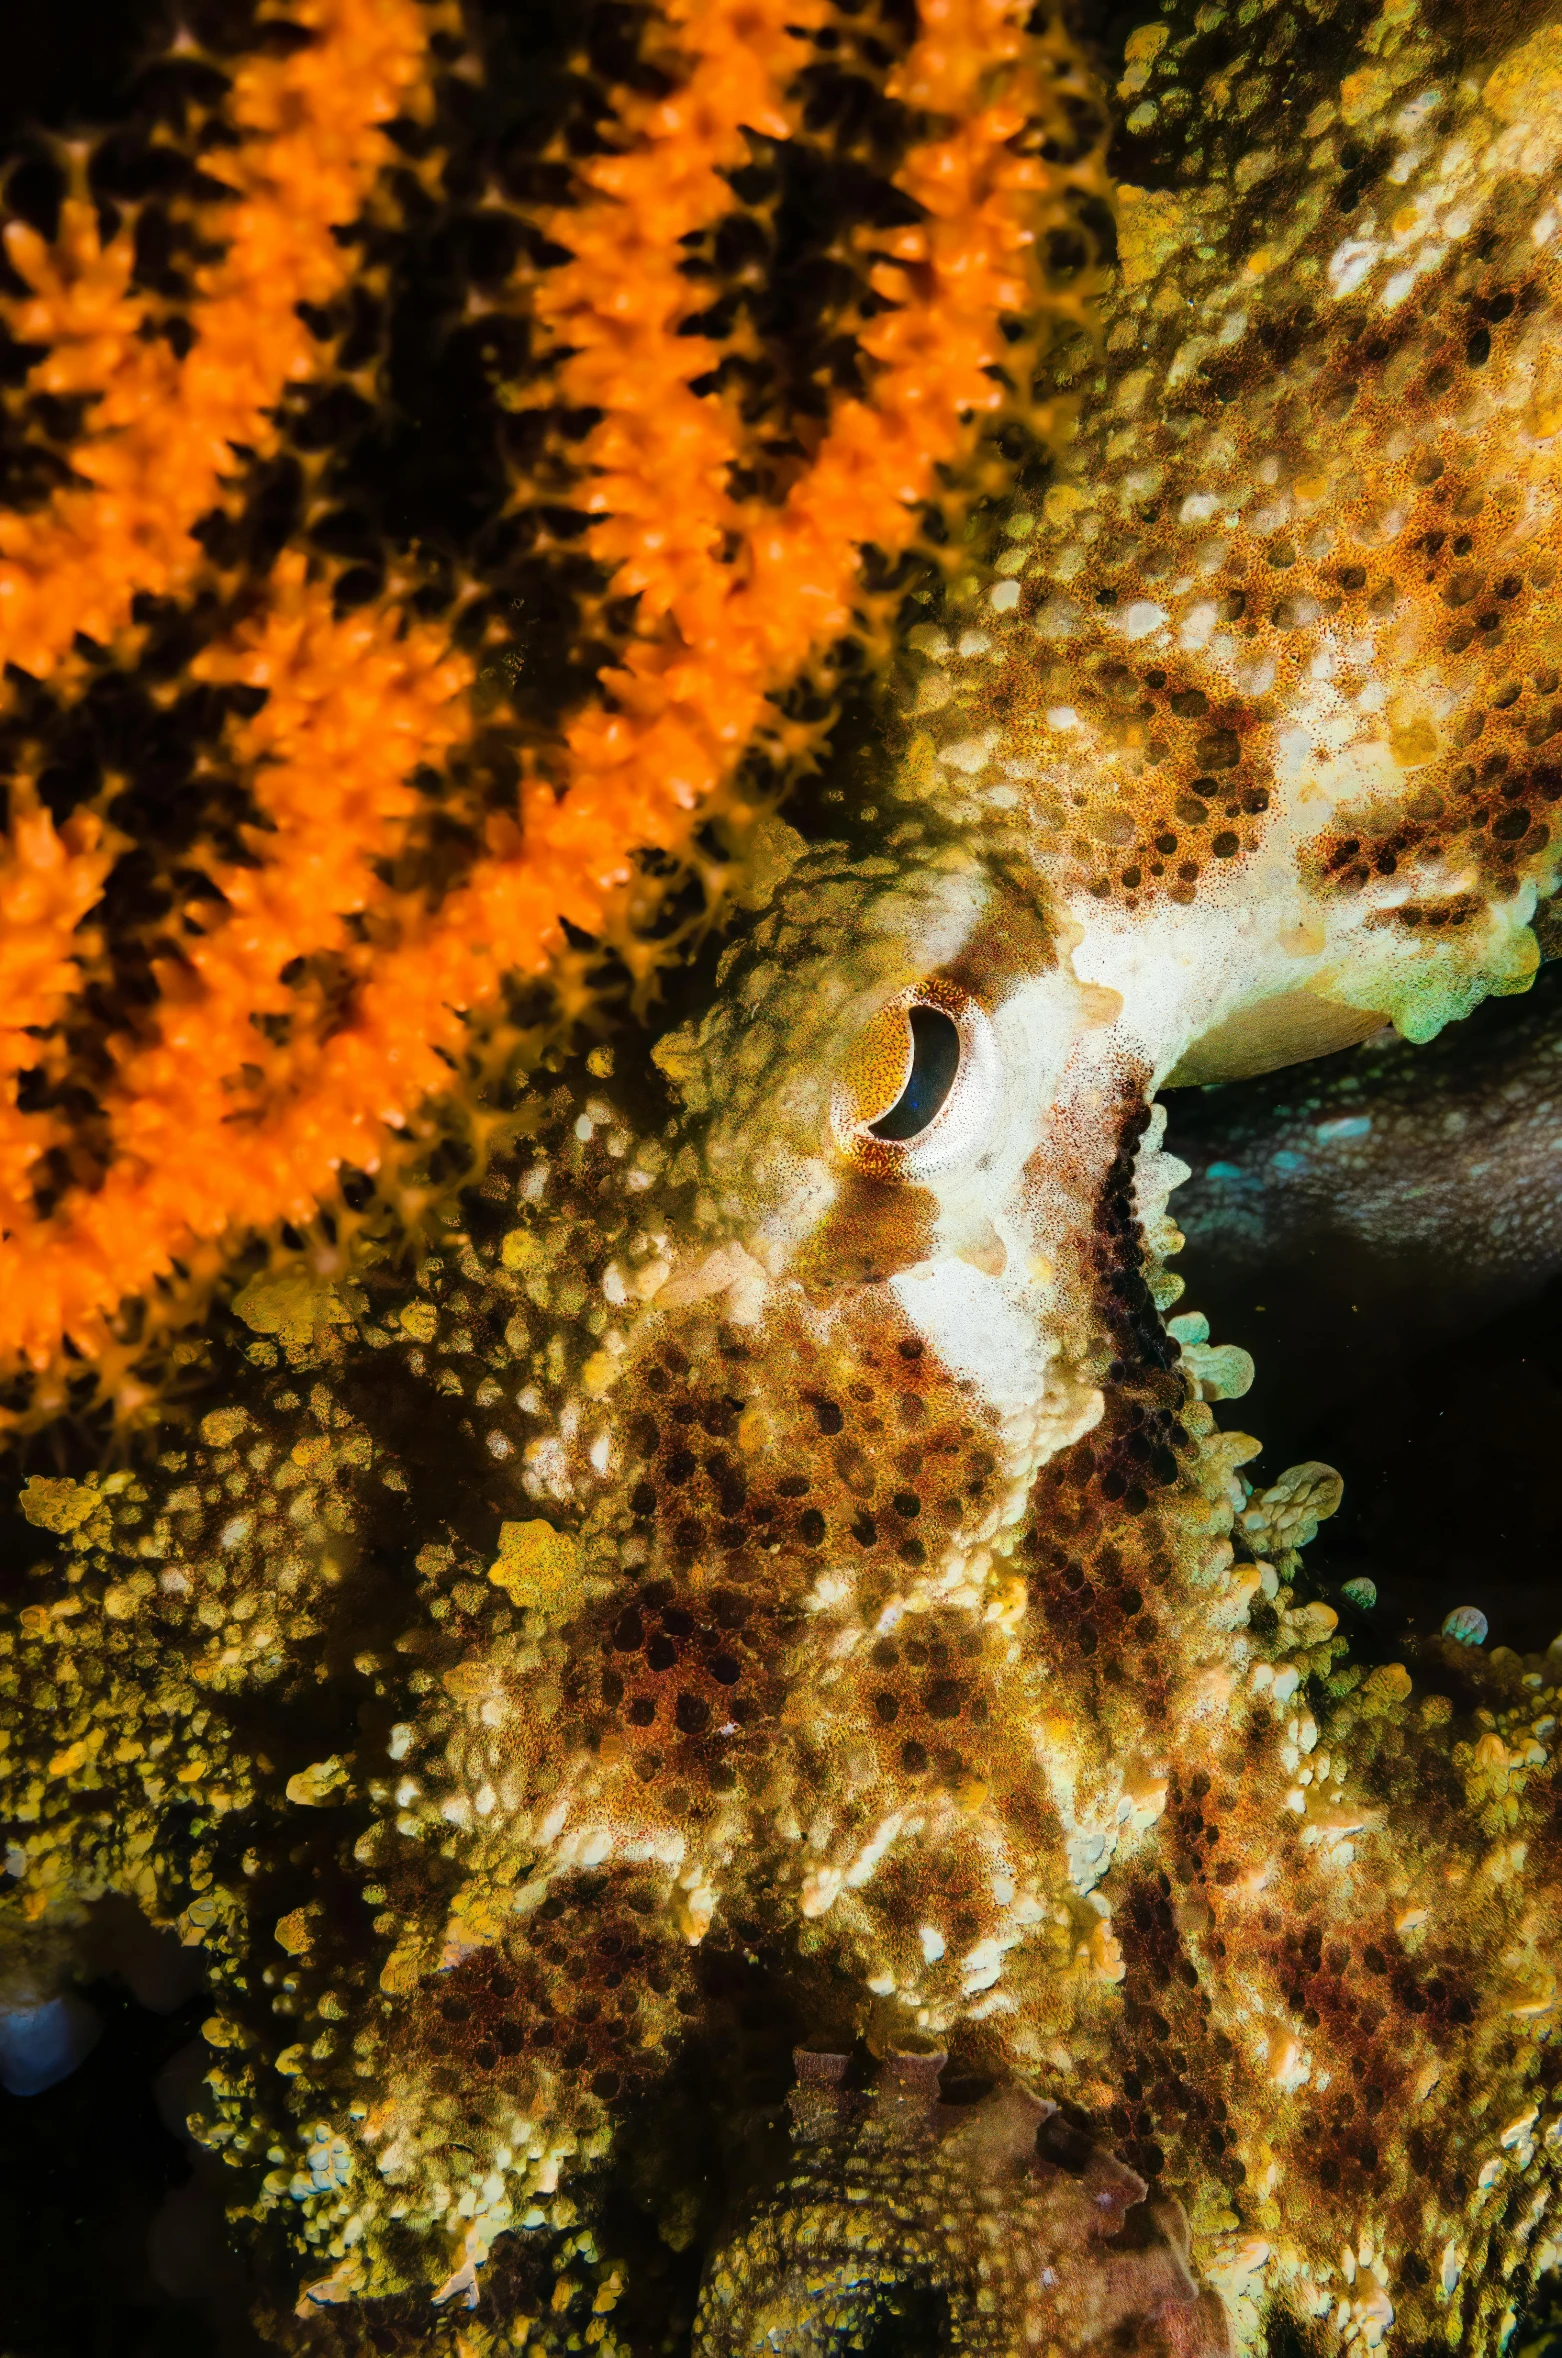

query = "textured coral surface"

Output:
[[6, 1, 1562, 2355], [0, 0, 1105, 1397]]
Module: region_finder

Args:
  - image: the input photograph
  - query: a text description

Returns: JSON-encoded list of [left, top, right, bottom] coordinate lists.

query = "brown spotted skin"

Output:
[[8, 845, 1562, 2358], [9, 5, 1562, 2354], [907, 0, 1562, 1058]]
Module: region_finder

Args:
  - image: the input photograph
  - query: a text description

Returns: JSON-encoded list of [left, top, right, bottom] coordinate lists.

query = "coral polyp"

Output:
[[5, 0, 1562, 2353]]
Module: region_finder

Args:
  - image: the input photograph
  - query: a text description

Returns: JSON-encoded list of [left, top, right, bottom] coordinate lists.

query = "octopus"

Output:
[[6, 0, 1562, 2353]]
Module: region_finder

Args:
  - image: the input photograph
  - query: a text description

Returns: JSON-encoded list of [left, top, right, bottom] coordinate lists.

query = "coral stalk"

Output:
[[542, 0, 1087, 870], [0, 0, 439, 1309]]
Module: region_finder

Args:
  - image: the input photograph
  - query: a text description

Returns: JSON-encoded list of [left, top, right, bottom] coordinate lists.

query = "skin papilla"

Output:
[[7, 1, 1562, 2353]]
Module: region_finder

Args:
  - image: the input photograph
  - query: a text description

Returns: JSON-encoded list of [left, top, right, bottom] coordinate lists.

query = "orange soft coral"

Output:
[[0, 0, 1105, 1387], [0, 800, 115, 1230], [0, 0, 436, 679]]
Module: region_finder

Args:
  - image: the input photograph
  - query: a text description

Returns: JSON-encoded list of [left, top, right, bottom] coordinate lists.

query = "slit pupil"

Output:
[[869, 1006, 961, 1142]]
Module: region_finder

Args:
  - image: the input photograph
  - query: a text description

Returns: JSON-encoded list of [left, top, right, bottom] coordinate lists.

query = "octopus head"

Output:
[[619, 814, 1201, 1623]]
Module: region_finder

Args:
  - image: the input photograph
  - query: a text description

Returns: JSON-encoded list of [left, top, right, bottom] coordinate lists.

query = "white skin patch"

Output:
[[884, 968, 1111, 1463], [890, 1256, 1051, 1423]]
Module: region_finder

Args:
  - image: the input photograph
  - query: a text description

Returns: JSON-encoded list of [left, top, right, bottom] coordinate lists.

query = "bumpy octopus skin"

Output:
[[9, 2, 1562, 2355]]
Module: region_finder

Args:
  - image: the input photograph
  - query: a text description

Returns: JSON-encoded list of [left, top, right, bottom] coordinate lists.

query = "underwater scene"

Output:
[[3, 0, 1562, 2350]]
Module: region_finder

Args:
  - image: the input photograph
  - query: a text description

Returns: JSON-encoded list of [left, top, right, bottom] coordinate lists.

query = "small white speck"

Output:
[[1315, 1113, 1371, 1142], [1328, 238, 1379, 298], [938, 736, 995, 775], [1393, 89, 1441, 136], [1179, 600, 1219, 652]]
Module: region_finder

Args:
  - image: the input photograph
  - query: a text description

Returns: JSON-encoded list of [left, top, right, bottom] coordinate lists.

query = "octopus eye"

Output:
[[831, 987, 998, 1174], [869, 1006, 961, 1141]]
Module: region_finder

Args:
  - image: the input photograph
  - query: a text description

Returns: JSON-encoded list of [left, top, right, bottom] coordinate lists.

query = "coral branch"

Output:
[[0, 799, 115, 1228], [0, 0, 441, 1286], [0, 562, 472, 1362], [0, 0, 1102, 1384], [528, 0, 832, 634], [542, 0, 1096, 869], [0, 0, 435, 680], [107, 558, 473, 1159]]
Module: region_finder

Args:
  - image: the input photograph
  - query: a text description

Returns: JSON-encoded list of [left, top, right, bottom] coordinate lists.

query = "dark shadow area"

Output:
[[0, 0, 172, 147], [0, 1977, 266, 2358], [854, 2281, 952, 2358], [1273, 1265, 1562, 1653], [1167, 962, 1562, 1653]]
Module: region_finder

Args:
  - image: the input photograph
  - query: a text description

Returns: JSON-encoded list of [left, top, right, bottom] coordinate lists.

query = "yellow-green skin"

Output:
[[7, 1, 1562, 2351]]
